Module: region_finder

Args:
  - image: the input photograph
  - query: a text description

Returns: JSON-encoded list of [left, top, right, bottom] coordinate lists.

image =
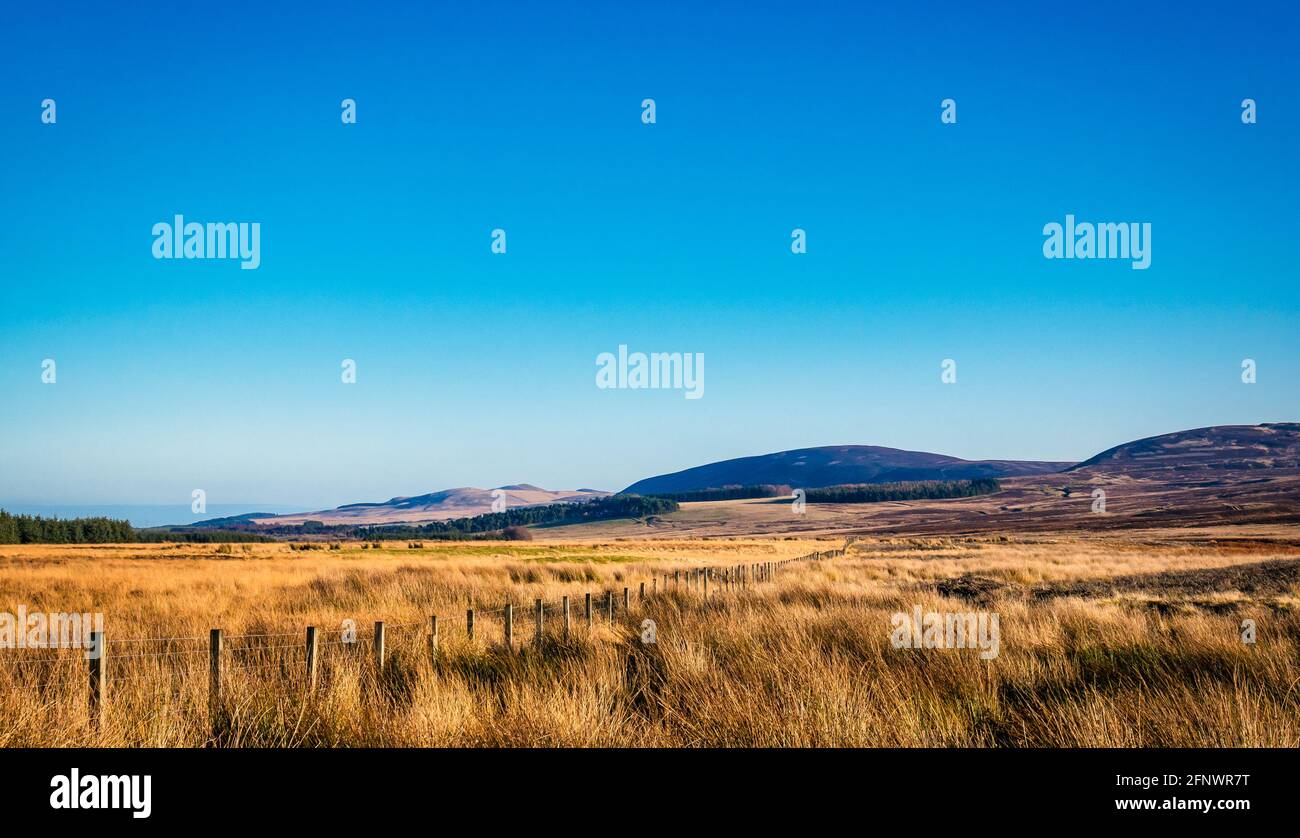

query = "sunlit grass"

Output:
[[0, 532, 1296, 747]]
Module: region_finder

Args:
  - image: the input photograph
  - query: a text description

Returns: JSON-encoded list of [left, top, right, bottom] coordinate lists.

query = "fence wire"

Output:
[[0, 542, 847, 695]]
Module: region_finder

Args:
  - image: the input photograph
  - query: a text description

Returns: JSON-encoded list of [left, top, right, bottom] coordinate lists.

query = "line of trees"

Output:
[[135, 529, 273, 543], [350, 494, 679, 540], [804, 478, 1001, 504], [0, 510, 136, 543], [1, 495, 679, 544], [0, 510, 273, 544], [646, 484, 792, 503]]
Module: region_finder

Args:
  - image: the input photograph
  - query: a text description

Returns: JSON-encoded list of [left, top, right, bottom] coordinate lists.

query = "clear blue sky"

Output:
[[2, 1, 1297, 508]]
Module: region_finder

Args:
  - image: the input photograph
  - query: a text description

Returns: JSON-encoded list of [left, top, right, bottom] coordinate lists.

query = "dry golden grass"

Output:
[[1, 531, 1297, 747]]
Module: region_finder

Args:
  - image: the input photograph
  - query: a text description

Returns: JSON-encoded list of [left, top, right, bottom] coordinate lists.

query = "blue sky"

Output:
[[1, 1, 1297, 508]]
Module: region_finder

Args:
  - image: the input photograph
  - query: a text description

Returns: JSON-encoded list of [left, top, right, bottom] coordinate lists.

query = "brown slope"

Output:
[[1068, 423, 1300, 476], [259, 486, 609, 527]]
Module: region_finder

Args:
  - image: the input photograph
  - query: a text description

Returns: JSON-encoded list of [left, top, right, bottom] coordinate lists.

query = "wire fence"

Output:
[[0, 541, 850, 716]]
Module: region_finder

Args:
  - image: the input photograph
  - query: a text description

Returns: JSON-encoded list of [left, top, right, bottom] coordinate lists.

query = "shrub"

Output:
[[501, 526, 533, 541]]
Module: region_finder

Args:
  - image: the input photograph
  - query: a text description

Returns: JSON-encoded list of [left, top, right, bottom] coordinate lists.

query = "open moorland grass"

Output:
[[1, 530, 1298, 747]]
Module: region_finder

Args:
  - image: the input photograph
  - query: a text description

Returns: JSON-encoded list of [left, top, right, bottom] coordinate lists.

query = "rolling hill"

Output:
[[622, 445, 1072, 495], [1067, 423, 1300, 476], [251, 485, 609, 527], [204, 425, 1300, 536], [583, 424, 1300, 540]]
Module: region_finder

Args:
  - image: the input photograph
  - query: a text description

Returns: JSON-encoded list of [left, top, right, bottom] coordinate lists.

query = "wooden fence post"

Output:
[[429, 615, 439, 665], [639, 581, 645, 601], [88, 630, 104, 729], [374, 621, 386, 673], [208, 628, 222, 733], [563, 595, 571, 640], [623, 587, 630, 611], [606, 591, 614, 624], [703, 569, 709, 598], [535, 598, 544, 647], [305, 626, 318, 692], [504, 604, 513, 650], [467, 608, 475, 641], [585, 593, 592, 628]]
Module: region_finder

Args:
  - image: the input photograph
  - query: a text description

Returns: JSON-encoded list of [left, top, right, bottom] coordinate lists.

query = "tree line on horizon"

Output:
[[0, 510, 136, 543], [198, 494, 681, 540], [803, 478, 1001, 503], [349, 493, 679, 540], [645, 484, 792, 502], [0, 509, 273, 544], [1, 494, 678, 544]]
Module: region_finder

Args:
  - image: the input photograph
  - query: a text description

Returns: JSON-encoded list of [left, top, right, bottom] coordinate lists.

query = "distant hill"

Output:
[[623, 445, 1072, 495], [583, 424, 1300, 540], [253, 486, 609, 527], [1068, 423, 1300, 476]]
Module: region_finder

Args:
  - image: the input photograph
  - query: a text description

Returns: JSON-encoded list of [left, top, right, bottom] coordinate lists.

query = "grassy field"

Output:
[[1, 530, 1297, 747]]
